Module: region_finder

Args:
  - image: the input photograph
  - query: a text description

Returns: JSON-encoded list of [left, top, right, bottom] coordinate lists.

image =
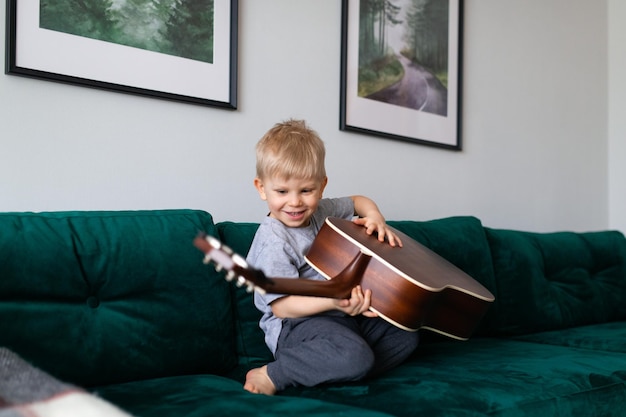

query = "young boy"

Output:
[[244, 119, 419, 395]]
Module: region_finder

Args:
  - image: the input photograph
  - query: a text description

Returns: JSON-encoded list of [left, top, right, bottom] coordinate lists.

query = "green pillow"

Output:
[[0, 210, 236, 386], [486, 228, 626, 335]]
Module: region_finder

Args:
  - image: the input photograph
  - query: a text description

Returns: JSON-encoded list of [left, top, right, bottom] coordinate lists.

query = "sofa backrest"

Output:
[[0, 210, 237, 387], [485, 228, 626, 335]]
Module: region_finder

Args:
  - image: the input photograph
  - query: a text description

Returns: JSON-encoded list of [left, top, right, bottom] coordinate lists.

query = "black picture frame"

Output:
[[5, 0, 238, 109], [340, 0, 463, 150]]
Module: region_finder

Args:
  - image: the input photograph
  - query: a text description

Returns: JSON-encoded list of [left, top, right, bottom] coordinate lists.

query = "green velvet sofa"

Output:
[[2, 209, 626, 416]]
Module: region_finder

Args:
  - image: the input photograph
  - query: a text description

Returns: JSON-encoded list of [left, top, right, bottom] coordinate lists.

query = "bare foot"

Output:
[[243, 365, 276, 395]]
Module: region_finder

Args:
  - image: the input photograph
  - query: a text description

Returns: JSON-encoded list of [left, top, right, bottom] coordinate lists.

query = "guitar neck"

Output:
[[260, 276, 351, 298], [193, 233, 372, 299]]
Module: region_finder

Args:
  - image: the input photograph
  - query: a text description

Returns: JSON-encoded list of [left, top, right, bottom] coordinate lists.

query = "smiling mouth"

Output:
[[285, 211, 305, 218]]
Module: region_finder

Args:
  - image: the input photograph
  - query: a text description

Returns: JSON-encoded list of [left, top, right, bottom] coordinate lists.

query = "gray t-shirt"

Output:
[[246, 197, 355, 354]]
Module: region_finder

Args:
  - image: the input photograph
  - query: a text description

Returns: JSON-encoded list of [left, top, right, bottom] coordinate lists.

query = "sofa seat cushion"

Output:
[[512, 321, 626, 353], [94, 374, 394, 417], [485, 228, 626, 335], [285, 337, 626, 417], [0, 210, 236, 387]]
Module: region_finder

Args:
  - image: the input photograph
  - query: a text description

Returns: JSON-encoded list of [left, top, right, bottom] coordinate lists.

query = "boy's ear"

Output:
[[320, 176, 328, 194], [254, 177, 267, 200]]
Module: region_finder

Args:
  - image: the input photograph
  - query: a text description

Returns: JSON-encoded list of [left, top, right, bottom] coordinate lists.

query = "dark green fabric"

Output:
[[485, 228, 626, 335], [513, 320, 626, 353], [215, 221, 273, 381], [94, 374, 394, 417], [388, 216, 498, 335], [0, 210, 236, 387], [286, 337, 626, 416]]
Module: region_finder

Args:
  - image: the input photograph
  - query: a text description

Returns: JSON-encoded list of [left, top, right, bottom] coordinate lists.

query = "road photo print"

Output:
[[340, 0, 463, 150]]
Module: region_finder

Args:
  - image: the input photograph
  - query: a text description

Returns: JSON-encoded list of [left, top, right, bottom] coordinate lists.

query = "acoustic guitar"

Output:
[[193, 217, 495, 340]]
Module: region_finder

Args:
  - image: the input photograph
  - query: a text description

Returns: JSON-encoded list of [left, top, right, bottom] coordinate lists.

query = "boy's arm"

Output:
[[270, 285, 377, 319], [350, 195, 402, 247]]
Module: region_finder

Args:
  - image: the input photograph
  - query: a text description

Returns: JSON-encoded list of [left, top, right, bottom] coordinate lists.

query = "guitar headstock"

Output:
[[193, 233, 270, 294]]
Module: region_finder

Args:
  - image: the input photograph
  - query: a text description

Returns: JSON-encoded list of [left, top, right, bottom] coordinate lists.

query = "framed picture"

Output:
[[340, 0, 463, 150], [5, 0, 238, 109]]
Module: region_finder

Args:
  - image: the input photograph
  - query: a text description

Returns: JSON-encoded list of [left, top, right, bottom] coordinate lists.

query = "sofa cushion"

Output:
[[95, 374, 394, 417], [285, 337, 626, 417], [485, 228, 626, 335], [513, 320, 626, 353], [0, 210, 236, 386]]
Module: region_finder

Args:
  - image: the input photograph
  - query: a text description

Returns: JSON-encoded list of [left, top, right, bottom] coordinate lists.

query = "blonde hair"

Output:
[[255, 119, 326, 181]]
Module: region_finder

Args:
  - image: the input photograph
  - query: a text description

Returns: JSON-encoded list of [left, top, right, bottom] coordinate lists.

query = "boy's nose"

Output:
[[289, 194, 302, 206]]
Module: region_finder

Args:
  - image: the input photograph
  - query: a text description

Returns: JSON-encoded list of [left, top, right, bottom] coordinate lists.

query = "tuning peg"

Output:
[[206, 235, 222, 249], [225, 271, 236, 282], [215, 264, 223, 272], [202, 254, 212, 265], [232, 253, 248, 268], [236, 276, 246, 287], [246, 283, 255, 293]]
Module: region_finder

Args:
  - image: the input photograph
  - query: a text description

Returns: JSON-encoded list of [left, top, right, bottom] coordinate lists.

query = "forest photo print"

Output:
[[6, 0, 237, 108], [39, 0, 215, 64], [341, 0, 462, 149]]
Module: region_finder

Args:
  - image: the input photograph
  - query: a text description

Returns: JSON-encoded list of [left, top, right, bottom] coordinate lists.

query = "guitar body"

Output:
[[305, 217, 495, 340]]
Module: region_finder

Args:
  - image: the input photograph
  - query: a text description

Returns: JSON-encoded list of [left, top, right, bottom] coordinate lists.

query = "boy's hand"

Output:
[[353, 216, 403, 247], [334, 285, 378, 317]]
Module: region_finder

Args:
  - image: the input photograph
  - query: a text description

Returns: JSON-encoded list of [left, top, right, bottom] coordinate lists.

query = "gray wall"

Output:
[[1, 0, 621, 233]]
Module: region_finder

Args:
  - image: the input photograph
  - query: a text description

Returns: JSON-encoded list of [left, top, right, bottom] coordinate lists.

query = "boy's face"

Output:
[[254, 175, 328, 228]]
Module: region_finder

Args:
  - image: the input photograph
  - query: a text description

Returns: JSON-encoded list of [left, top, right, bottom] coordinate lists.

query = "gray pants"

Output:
[[267, 314, 419, 391]]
